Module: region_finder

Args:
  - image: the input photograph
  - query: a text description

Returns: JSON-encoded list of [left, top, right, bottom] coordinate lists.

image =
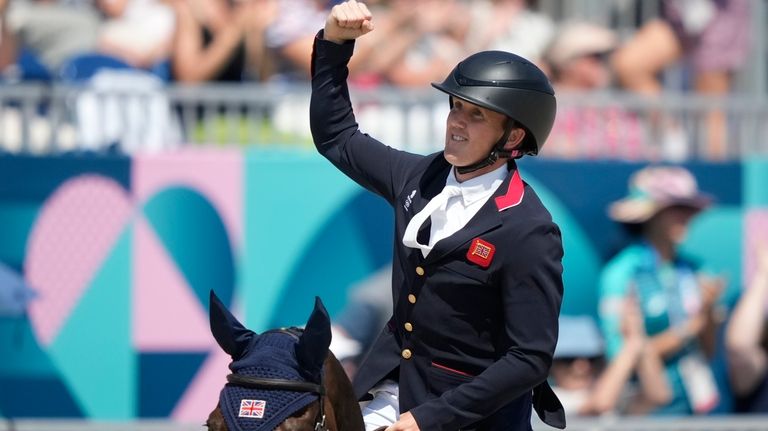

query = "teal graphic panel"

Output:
[[523, 174, 602, 317], [0, 150, 763, 421], [244, 148, 372, 330], [49, 227, 134, 418], [744, 158, 768, 207], [270, 191, 393, 329], [143, 187, 237, 307]]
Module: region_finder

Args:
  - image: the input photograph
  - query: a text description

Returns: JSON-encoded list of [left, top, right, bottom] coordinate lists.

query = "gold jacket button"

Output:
[[404, 322, 413, 332], [408, 294, 416, 304], [415, 266, 425, 276], [402, 349, 412, 359]]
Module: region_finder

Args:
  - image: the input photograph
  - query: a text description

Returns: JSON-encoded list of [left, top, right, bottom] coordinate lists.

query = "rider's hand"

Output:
[[385, 411, 420, 431], [324, 0, 374, 44]]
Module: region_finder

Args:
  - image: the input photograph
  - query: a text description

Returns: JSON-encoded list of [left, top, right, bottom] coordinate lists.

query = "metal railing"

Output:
[[1, 82, 767, 161], [0, 0, 765, 160], [535, 0, 767, 99]]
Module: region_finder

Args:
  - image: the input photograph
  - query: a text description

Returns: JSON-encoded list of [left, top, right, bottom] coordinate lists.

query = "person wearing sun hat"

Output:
[[607, 165, 713, 225], [544, 21, 618, 90], [598, 165, 725, 416], [543, 21, 649, 159]]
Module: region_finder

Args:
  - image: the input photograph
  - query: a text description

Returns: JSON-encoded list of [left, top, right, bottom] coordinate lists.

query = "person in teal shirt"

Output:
[[598, 165, 724, 415]]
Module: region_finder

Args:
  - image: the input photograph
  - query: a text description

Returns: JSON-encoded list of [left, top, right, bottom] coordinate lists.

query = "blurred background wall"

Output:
[[1, 150, 766, 420]]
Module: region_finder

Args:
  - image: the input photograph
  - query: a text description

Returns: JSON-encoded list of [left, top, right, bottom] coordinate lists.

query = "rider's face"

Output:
[[443, 97, 508, 169]]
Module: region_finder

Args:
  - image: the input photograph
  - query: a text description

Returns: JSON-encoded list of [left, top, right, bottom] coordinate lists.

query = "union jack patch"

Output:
[[239, 399, 266, 418], [466, 238, 495, 268]]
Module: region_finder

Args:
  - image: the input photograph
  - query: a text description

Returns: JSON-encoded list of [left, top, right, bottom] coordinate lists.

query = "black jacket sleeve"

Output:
[[309, 31, 424, 204]]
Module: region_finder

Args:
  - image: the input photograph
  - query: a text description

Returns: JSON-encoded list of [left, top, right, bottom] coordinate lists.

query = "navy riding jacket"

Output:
[[309, 32, 566, 431]]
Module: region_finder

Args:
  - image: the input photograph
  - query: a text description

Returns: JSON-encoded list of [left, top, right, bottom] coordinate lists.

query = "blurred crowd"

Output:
[[0, 0, 755, 159], [551, 165, 768, 418], [329, 164, 768, 419], [0, 0, 752, 87]]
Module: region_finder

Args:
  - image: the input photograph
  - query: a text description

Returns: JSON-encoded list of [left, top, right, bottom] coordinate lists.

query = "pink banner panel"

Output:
[[26, 175, 133, 346], [133, 218, 211, 351], [132, 148, 243, 249]]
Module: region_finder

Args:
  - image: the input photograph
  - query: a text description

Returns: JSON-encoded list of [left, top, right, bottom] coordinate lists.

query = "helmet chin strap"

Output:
[[455, 121, 515, 175]]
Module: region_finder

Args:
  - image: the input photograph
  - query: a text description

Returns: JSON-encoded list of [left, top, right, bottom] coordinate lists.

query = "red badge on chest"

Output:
[[466, 238, 495, 268]]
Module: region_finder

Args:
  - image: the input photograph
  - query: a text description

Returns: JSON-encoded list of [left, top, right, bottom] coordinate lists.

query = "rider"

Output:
[[310, 2, 565, 430]]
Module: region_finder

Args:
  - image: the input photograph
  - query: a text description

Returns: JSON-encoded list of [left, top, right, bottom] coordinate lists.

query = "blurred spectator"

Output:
[[167, 0, 277, 83], [323, 0, 549, 88], [551, 312, 670, 417], [321, 0, 471, 151], [367, 0, 467, 87], [262, 0, 327, 82], [546, 22, 617, 92], [599, 165, 725, 415], [1, 0, 104, 74], [611, 0, 751, 159], [97, 0, 175, 69], [726, 240, 768, 412], [543, 21, 649, 159], [551, 315, 606, 416], [0, 262, 36, 318], [0, 0, 13, 71], [464, 0, 555, 69], [339, 0, 449, 86]]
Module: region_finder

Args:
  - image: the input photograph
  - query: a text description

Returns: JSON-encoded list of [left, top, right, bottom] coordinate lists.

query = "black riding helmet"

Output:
[[432, 50, 556, 174]]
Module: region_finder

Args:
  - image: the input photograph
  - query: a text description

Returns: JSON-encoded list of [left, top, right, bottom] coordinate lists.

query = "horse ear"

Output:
[[295, 296, 331, 380], [209, 290, 256, 360]]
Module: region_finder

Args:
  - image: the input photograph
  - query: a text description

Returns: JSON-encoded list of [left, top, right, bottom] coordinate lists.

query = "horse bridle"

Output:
[[226, 328, 328, 431]]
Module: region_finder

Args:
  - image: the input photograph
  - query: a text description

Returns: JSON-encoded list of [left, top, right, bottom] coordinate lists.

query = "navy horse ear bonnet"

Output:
[[221, 329, 317, 431], [209, 292, 331, 431]]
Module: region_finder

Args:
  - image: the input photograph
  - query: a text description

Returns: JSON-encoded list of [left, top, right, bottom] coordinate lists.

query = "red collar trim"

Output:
[[494, 169, 524, 211]]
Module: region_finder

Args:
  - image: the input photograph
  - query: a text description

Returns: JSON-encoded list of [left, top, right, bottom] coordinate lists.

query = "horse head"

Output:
[[206, 291, 365, 431]]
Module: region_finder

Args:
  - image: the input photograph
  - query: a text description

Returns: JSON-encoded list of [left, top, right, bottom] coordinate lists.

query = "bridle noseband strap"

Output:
[[226, 374, 326, 395]]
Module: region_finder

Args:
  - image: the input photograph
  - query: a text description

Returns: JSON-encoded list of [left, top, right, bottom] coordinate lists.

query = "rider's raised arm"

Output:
[[310, 1, 424, 204]]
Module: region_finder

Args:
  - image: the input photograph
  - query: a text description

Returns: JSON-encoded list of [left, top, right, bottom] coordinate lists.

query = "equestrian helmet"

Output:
[[432, 50, 556, 155]]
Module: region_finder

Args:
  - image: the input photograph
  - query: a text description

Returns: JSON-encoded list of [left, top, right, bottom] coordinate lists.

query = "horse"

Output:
[[206, 291, 383, 431]]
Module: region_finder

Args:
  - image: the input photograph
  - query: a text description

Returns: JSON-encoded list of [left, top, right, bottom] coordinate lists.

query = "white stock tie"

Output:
[[402, 185, 462, 257]]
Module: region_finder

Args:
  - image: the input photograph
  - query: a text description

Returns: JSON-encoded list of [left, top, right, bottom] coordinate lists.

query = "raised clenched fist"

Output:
[[324, 0, 374, 44]]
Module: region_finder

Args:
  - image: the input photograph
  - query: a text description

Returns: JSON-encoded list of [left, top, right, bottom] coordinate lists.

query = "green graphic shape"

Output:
[[142, 187, 237, 307], [244, 149, 362, 331], [50, 226, 134, 418]]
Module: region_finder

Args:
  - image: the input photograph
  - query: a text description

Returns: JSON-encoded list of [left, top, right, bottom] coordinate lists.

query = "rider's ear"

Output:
[[505, 127, 526, 150], [296, 296, 332, 381], [209, 290, 256, 360]]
